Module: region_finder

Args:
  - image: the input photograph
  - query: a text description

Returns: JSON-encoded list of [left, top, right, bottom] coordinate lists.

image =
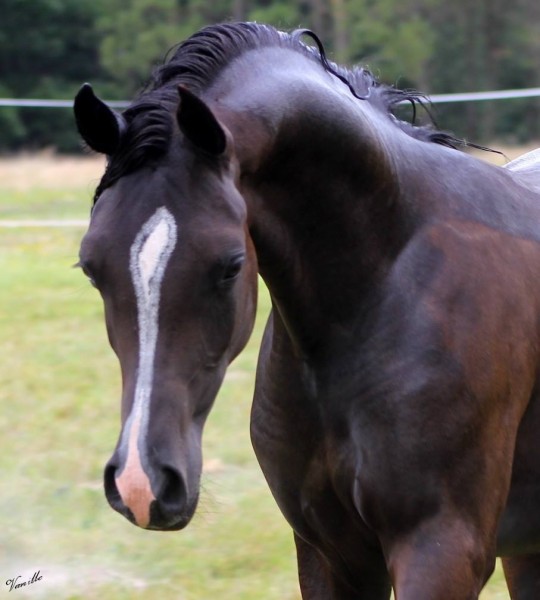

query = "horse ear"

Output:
[[177, 85, 227, 155], [74, 83, 126, 155]]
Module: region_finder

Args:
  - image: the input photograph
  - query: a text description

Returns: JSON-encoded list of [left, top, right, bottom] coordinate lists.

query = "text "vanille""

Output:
[[5, 571, 43, 592]]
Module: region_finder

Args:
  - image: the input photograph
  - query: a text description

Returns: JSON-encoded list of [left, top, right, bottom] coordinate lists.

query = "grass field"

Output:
[[1, 148, 533, 598]]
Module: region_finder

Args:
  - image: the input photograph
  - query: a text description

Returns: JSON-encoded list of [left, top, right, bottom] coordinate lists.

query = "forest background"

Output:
[[0, 0, 539, 152]]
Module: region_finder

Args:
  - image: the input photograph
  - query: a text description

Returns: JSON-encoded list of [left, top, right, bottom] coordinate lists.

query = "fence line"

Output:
[[0, 99, 128, 108], [428, 87, 540, 104], [0, 219, 88, 228], [1, 87, 540, 108]]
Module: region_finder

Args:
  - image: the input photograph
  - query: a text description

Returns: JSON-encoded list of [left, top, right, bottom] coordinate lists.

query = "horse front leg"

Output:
[[294, 533, 391, 600], [502, 555, 540, 600], [384, 515, 497, 600]]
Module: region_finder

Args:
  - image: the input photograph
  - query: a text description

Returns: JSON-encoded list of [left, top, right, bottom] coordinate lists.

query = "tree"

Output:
[[0, 0, 106, 151], [97, 0, 193, 95], [0, 0, 538, 150]]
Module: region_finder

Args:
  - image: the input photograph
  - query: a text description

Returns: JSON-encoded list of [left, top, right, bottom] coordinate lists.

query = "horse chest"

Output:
[[251, 371, 371, 541], [252, 396, 382, 585]]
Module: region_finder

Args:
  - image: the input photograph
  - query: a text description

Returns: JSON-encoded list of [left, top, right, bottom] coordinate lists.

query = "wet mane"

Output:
[[95, 21, 461, 202]]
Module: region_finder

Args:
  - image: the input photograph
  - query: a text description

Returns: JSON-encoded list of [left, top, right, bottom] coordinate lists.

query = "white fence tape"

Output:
[[0, 219, 89, 228], [1, 87, 540, 108], [0, 99, 128, 108]]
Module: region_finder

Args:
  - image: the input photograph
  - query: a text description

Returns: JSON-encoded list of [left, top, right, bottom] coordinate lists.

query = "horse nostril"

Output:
[[104, 463, 122, 507], [146, 466, 193, 530], [159, 466, 187, 509]]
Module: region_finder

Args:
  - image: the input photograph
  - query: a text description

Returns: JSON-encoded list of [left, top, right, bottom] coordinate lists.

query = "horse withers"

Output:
[[74, 22, 540, 599]]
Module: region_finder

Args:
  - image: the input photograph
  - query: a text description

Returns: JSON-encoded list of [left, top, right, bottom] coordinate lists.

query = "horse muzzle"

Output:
[[104, 456, 199, 531]]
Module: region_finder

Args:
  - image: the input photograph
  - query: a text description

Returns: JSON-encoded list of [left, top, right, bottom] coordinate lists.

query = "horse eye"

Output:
[[219, 254, 245, 285], [78, 261, 98, 288]]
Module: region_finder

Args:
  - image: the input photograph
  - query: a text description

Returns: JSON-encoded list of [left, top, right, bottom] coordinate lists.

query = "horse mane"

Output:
[[94, 22, 462, 202]]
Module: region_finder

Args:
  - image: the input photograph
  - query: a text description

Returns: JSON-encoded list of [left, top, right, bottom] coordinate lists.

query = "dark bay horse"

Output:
[[74, 22, 540, 599]]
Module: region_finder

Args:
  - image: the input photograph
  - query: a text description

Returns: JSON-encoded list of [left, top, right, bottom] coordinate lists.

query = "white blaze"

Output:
[[115, 206, 177, 526], [129, 206, 177, 422]]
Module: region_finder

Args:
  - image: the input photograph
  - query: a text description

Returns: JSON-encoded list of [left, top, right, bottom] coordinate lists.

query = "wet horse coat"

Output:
[[74, 22, 540, 599]]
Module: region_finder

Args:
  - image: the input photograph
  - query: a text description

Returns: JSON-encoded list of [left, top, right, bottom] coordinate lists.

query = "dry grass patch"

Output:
[[0, 151, 105, 192]]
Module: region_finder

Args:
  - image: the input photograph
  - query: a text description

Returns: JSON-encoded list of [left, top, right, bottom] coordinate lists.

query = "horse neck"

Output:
[[215, 62, 415, 356]]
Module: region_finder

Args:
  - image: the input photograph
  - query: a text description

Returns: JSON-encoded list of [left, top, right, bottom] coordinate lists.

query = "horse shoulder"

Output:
[[382, 220, 540, 395], [303, 221, 539, 553]]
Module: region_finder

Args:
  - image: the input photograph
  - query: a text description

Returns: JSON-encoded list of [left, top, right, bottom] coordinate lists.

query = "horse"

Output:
[[73, 22, 540, 599]]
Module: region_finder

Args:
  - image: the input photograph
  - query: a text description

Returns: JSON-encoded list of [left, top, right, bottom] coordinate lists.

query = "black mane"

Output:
[[95, 22, 461, 202]]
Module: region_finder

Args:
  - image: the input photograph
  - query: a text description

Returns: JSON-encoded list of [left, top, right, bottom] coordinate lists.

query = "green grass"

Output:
[[0, 156, 511, 598]]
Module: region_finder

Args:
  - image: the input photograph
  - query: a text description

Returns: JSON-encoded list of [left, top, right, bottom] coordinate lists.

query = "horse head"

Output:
[[75, 84, 257, 530]]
